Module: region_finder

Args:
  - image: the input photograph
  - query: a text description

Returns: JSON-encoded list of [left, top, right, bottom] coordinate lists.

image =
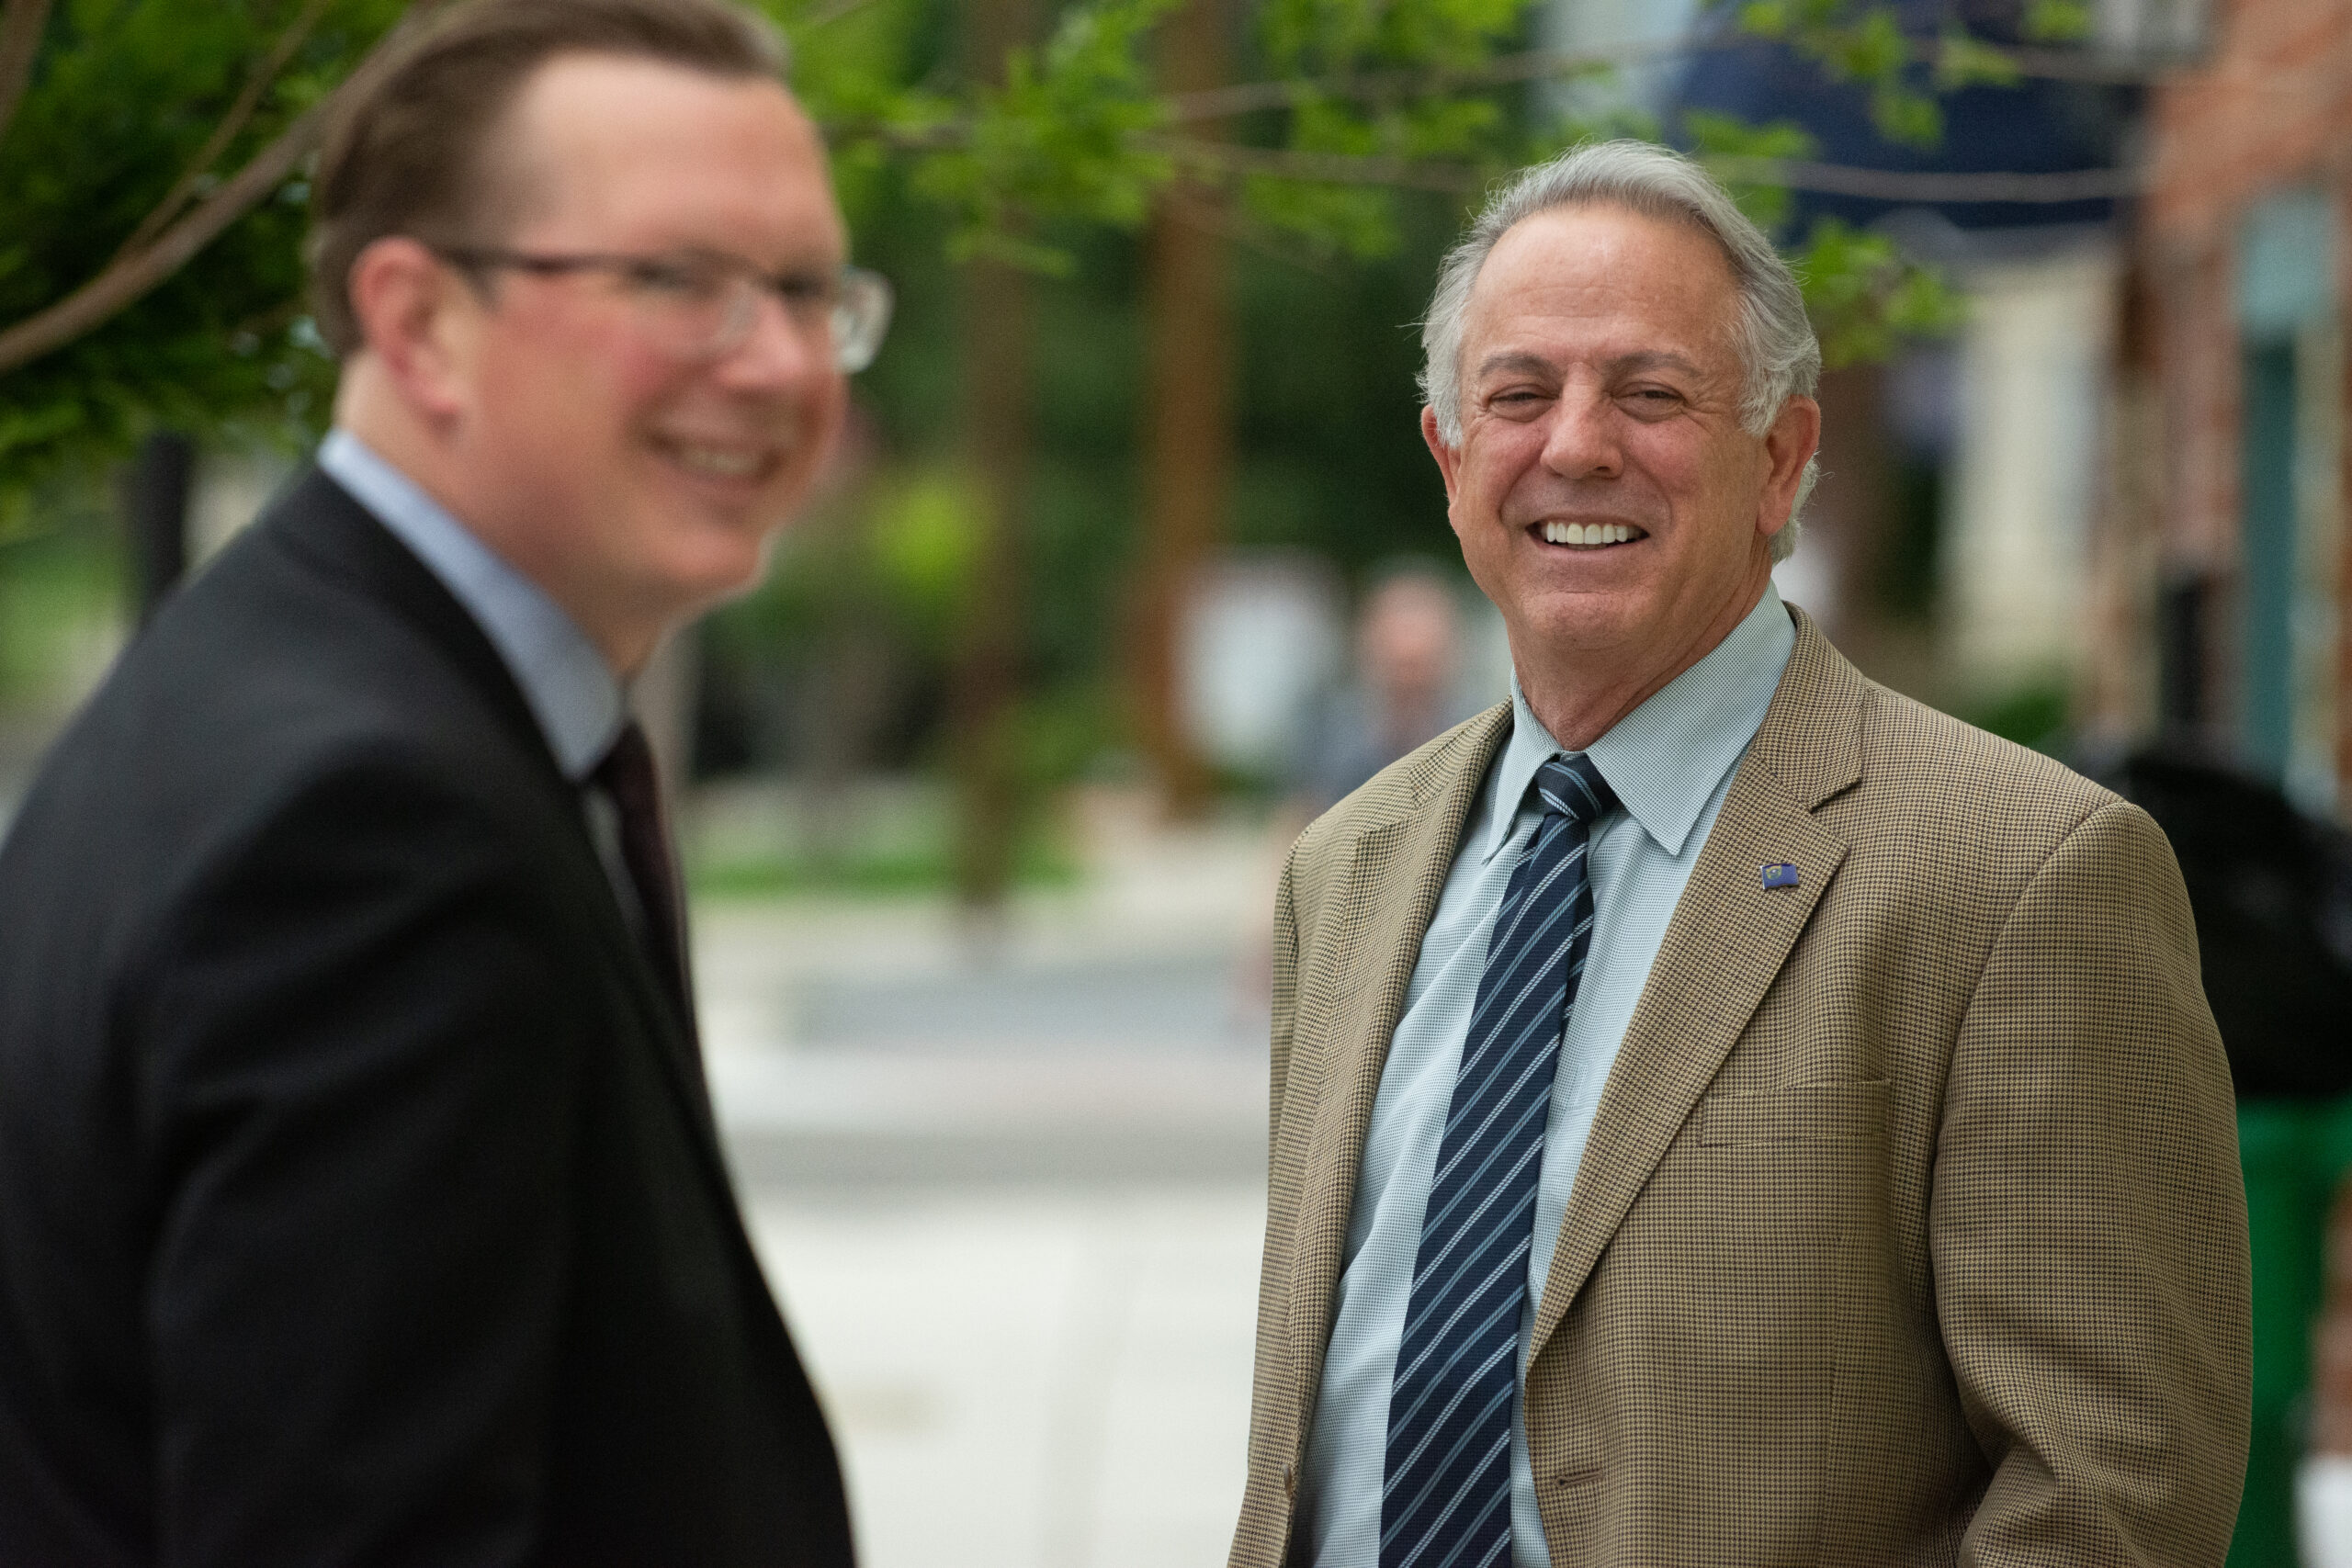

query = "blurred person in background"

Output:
[[0, 1, 886, 1562], [1298, 565, 1481, 814], [1246, 566, 1483, 1028], [1229, 141, 2248, 1568]]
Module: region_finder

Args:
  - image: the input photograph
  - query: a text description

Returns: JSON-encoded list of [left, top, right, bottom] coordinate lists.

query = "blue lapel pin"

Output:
[[1760, 862, 1800, 890]]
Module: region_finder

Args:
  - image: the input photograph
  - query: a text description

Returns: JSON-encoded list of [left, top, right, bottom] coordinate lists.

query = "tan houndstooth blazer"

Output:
[[1231, 609, 2251, 1567]]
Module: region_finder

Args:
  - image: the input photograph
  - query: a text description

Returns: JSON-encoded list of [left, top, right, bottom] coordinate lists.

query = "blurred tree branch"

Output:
[[110, 0, 340, 265], [1157, 31, 2152, 127], [1704, 155, 2137, 203], [1135, 132, 2143, 203], [1130, 131, 1479, 193], [0, 1, 434, 380]]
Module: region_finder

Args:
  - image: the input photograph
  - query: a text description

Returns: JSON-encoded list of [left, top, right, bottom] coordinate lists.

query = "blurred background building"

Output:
[[2114, 0, 2347, 808]]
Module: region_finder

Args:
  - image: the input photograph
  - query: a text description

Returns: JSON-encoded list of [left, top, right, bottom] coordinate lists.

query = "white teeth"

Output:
[[1541, 521, 1640, 547], [675, 446, 763, 479]]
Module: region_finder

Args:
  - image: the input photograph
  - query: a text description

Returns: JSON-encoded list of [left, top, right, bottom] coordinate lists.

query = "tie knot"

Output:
[[1532, 753, 1616, 826], [594, 721, 660, 811]]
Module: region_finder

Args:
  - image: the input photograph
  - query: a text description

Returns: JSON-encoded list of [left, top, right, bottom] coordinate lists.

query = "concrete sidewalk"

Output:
[[697, 790, 1287, 1566], [747, 1189, 1262, 1567]]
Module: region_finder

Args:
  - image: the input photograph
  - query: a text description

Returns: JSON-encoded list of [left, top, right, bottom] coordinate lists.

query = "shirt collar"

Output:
[[1483, 582, 1797, 863], [316, 429, 626, 782]]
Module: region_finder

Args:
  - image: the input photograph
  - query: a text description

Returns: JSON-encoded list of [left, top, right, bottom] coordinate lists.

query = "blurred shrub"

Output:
[[685, 776, 1080, 898], [1962, 677, 2071, 754], [0, 474, 124, 718]]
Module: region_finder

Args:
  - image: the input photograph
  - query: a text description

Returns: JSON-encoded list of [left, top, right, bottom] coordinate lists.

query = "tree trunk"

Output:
[[950, 0, 1035, 912], [1128, 0, 1232, 819]]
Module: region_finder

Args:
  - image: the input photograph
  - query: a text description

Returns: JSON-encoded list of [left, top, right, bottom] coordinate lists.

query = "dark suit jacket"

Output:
[[0, 470, 853, 1566]]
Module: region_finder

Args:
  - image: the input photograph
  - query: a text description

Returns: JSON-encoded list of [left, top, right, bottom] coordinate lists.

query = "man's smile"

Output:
[[648, 432, 788, 486], [1530, 519, 1646, 548]]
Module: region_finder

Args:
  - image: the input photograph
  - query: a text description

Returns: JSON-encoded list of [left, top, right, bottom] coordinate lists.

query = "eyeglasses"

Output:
[[434, 245, 893, 373]]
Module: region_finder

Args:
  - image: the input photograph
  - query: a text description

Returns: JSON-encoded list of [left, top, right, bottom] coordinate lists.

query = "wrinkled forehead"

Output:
[[1464, 199, 1746, 364]]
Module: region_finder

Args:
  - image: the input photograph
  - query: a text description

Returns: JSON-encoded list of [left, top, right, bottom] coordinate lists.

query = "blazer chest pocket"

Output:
[[1619, 1078, 1894, 1309], [1687, 1078, 1893, 1251], [1699, 1077, 1892, 1148]]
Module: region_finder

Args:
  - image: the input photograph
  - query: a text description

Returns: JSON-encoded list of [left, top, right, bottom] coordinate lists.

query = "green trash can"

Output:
[[2231, 1100, 2352, 1567]]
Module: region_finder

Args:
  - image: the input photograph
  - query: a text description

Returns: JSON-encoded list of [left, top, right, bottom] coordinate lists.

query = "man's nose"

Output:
[[716, 289, 834, 389], [1538, 392, 1623, 480]]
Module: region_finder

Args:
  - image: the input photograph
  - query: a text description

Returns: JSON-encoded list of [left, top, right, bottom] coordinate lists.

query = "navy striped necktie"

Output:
[[1380, 753, 1617, 1568]]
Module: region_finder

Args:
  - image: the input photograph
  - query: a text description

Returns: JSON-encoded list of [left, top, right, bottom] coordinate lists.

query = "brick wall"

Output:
[[2121, 0, 2352, 794]]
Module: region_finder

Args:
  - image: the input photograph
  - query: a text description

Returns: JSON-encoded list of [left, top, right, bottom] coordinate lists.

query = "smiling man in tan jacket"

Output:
[[1231, 141, 2249, 1568]]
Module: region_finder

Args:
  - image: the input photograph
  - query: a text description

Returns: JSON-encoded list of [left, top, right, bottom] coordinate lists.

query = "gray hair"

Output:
[[1419, 140, 1821, 561]]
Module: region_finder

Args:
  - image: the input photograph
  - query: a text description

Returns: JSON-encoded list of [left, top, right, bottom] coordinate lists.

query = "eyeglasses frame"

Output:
[[429, 243, 893, 374]]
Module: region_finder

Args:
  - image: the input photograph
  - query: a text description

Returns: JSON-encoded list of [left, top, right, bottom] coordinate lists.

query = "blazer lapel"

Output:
[[1283, 708, 1512, 1399], [269, 469, 731, 1172], [1526, 611, 1867, 1361]]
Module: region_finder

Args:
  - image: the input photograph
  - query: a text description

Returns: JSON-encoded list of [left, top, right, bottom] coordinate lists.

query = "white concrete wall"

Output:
[[1940, 244, 2120, 696], [1180, 552, 1343, 775]]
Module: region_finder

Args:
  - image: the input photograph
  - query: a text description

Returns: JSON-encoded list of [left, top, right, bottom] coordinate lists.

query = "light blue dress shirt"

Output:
[[1295, 585, 1796, 1568], [315, 429, 625, 783]]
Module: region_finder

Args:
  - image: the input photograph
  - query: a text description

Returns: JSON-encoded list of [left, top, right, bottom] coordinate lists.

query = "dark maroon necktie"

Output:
[[592, 721, 695, 1032]]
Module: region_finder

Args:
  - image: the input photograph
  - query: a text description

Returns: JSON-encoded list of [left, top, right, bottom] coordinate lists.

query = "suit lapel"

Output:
[[1526, 612, 1866, 1361], [273, 468, 548, 756], [269, 468, 730, 1173], [1283, 708, 1512, 1396]]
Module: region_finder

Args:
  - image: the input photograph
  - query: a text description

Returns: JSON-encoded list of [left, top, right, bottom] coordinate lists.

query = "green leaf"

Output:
[[1747, 2, 1950, 152], [1686, 110, 1817, 230], [896, 0, 1182, 263], [2023, 0, 2094, 42], [1868, 82, 1942, 148], [1793, 216, 1964, 368], [1932, 28, 2022, 90], [870, 468, 982, 632], [0, 0, 411, 487]]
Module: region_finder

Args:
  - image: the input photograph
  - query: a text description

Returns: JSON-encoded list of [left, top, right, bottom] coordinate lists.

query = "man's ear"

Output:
[[1421, 404, 1464, 509], [1757, 393, 1821, 541], [344, 237, 477, 425]]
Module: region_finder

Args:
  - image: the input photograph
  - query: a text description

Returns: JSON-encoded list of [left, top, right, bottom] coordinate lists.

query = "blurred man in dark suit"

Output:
[[0, 2, 888, 1562]]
